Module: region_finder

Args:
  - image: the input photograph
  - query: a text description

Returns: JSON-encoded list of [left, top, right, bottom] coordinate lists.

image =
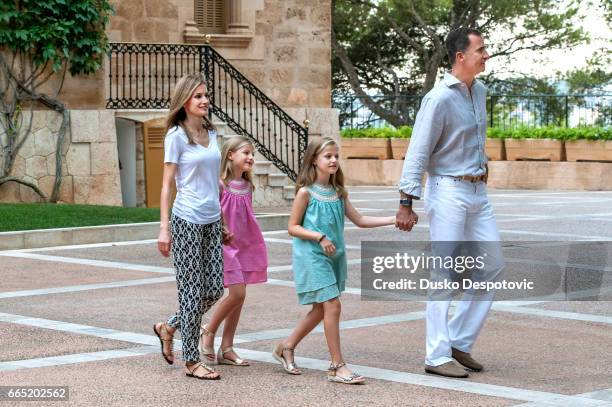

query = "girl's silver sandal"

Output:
[[272, 343, 301, 375], [327, 362, 365, 384], [217, 346, 250, 366]]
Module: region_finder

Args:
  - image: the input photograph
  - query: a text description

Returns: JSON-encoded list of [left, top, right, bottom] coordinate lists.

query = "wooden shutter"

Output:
[[195, 0, 227, 34], [143, 118, 175, 208]]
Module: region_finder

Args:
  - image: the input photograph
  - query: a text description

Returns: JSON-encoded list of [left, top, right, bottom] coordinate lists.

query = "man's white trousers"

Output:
[[424, 176, 504, 366]]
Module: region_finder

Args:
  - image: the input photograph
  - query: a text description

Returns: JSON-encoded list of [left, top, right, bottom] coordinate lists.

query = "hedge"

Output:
[[341, 126, 612, 141], [487, 126, 612, 140], [341, 126, 412, 139]]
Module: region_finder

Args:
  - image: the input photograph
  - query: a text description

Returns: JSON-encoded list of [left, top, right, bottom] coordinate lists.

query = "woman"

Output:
[[153, 74, 230, 380]]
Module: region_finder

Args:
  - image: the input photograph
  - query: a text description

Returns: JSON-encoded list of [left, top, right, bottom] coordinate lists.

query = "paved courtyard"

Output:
[[1, 186, 611, 406]]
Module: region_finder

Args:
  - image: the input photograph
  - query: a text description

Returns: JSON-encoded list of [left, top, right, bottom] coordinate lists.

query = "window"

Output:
[[195, 0, 226, 34]]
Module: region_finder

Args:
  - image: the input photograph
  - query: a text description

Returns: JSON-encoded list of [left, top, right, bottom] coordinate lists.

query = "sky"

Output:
[[485, 0, 611, 80]]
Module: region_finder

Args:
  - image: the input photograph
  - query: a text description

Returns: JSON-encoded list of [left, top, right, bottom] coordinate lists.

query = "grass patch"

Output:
[[0, 203, 160, 232]]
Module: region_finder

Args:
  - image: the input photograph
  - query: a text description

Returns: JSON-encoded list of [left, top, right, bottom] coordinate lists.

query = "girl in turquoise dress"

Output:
[[272, 137, 395, 384]]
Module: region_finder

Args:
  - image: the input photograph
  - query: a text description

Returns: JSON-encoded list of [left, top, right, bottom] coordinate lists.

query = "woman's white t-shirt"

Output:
[[163, 125, 221, 225]]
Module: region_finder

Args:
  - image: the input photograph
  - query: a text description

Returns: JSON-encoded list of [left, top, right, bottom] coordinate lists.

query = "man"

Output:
[[396, 28, 504, 378]]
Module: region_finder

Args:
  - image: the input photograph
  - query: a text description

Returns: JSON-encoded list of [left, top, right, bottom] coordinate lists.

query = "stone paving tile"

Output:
[[0, 353, 515, 407], [0, 282, 423, 339], [32, 239, 358, 269], [344, 227, 431, 243], [0, 257, 157, 291], [240, 309, 612, 395], [2, 188, 612, 406], [36, 244, 174, 268], [529, 301, 612, 317], [0, 322, 134, 362]]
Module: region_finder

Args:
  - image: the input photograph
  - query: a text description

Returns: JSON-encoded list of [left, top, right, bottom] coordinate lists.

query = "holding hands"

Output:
[[396, 205, 419, 232], [222, 224, 234, 244]]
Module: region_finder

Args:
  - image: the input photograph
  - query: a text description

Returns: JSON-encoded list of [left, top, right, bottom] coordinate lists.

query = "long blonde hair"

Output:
[[296, 137, 347, 199], [165, 73, 215, 144], [220, 136, 255, 189]]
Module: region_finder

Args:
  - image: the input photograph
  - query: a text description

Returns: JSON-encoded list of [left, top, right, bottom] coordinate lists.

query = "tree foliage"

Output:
[[0, 0, 113, 202], [333, 0, 590, 127]]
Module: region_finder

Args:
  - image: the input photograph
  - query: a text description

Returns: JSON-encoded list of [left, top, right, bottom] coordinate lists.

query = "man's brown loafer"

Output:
[[452, 348, 483, 372], [424, 361, 469, 378]]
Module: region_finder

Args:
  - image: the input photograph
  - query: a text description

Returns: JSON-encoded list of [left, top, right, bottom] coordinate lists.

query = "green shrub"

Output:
[[342, 126, 611, 140], [341, 126, 412, 139], [486, 126, 612, 140]]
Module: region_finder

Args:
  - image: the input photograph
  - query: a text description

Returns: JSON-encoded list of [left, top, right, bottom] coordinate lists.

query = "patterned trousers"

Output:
[[166, 215, 224, 362]]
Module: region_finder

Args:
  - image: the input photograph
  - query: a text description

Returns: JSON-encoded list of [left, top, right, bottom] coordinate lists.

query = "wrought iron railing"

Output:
[[333, 94, 612, 130], [107, 42, 308, 181]]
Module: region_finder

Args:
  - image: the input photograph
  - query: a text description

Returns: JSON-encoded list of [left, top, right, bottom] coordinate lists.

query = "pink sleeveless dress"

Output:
[[220, 179, 268, 286]]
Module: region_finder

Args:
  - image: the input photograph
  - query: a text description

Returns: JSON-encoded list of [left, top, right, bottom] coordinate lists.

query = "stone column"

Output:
[[227, 0, 250, 34]]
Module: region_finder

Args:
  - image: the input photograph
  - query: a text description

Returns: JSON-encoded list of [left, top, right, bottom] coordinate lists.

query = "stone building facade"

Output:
[[1, 0, 337, 206]]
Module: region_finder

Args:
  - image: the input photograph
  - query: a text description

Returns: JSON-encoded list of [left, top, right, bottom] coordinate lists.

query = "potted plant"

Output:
[[390, 126, 412, 160], [504, 127, 565, 161], [564, 127, 612, 162], [486, 128, 506, 160], [341, 128, 392, 159]]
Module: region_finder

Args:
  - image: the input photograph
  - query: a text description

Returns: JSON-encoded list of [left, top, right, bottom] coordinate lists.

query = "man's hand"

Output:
[[396, 205, 419, 231]]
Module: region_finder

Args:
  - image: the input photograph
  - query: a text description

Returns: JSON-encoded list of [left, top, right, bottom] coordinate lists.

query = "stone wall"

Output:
[[0, 110, 122, 206], [2, 1, 336, 205], [60, 0, 332, 111], [234, 0, 332, 108], [341, 159, 612, 191]]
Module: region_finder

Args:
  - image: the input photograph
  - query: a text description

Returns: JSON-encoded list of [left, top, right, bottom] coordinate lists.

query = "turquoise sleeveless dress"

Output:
[[292, 183, 347, 305]]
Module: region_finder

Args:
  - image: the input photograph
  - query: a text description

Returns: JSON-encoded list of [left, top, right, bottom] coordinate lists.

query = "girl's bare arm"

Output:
[[345, 197, 395, 228], [288, 188, 322, 240]]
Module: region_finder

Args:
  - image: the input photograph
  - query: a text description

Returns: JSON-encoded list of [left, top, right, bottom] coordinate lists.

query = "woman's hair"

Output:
[[165, 73, 215, 144], [220, 136, 255, 189], [295, 136, 346, 198]]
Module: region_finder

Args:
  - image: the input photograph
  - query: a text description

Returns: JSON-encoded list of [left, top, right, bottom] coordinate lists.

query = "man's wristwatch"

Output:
[[399, 197, 413, 207]]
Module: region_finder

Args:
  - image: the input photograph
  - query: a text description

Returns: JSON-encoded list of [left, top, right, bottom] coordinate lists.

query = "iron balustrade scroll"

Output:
[[107, 43, 202, 109], [202, 46, 307, 181], [334, 94, 612, 130], [106, 42, 308, 181]]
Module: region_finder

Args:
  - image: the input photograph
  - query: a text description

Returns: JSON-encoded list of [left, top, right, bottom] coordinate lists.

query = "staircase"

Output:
[[106, 42, 307, 207]]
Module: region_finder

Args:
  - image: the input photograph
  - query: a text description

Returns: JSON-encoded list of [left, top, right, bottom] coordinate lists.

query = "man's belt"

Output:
[[454, 174, 487, 183]]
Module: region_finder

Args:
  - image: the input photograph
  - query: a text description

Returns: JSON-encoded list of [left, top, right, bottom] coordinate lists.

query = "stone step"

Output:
[[267, 173, 288, 187], [253, 160, 273, 175], [283, 185, 295, 200]]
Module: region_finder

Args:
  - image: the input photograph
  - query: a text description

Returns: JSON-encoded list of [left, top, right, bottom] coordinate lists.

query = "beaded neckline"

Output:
[[311, 183, 335, 191], [308, 183, 339, 202], [225, 179, 251, 196]]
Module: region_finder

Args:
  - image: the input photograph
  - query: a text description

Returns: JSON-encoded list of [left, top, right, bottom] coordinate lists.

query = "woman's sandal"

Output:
[[153, 322, 174, 365], [327, 362, 365, 385], [217, 346, 250, 366], [185, 362, 220, 380], [272, 343, 301, 375], [198, 324, 216, 363]]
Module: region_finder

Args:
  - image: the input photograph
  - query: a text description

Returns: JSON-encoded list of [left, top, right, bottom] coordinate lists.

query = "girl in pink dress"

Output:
[[199, 136, 268, 366]]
